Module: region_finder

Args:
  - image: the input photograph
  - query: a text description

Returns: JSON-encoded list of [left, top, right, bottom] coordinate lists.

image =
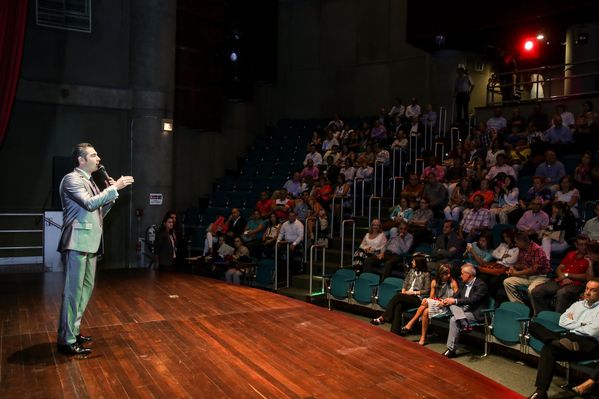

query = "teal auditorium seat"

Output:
[[376, 277, 404, 309], [483, 301, 530, 357], [327, 269, 356, 310], [351, 272, 380, 306]]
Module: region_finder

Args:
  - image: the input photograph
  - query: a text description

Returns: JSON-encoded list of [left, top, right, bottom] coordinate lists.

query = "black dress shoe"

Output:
[[442, 349, 457, 358], [399, 327, 411, 336], [76, 334, 93, 344], [57, 343, 92, 355]]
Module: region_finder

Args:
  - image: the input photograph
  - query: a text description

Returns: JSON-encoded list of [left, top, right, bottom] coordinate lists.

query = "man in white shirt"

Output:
[[304, 144, 323, 167], [405, 97, 421, 120], [277, 211, 305, 274], [583, 202, 599, 241], [527, 279, 599, 399], [486, 107, 508, 134]]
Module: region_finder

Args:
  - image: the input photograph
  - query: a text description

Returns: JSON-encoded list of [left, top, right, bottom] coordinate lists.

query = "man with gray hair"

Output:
[[441, 263, 489, 358]]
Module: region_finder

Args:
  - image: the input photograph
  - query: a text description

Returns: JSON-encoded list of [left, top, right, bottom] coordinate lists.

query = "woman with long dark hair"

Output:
[[370, 255, 431, 335], [154, 214, 176, 270]]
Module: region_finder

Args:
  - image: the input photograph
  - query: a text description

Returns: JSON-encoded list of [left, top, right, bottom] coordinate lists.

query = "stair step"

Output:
[[291, 274, 326, 291], [276, 286, 326, 302]]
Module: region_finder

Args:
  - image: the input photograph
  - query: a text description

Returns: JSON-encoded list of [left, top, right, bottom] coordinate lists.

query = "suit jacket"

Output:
[[154, 230, 175, 267], [453, 277, 488, 321], [58, 168, 118, 254], [433, 232, 465, 260]]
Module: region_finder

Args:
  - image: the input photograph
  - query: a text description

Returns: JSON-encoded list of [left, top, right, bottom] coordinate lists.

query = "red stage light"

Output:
[[524, 40, 534, 51], [520, 37, 539, 59]]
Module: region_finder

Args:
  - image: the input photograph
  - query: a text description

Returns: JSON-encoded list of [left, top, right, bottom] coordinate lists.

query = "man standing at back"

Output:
[[57, 143, 134, 355]]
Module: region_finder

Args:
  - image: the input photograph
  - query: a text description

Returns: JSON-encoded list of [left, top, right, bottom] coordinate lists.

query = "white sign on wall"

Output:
[[149, 193, 163, 205]]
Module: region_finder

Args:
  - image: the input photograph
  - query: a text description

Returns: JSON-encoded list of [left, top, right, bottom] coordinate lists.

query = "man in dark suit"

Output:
[[57, 143, 134, 355], [430, 220, 465, 275], [225, 208, 246, 245], [441, 263, 489, 358]]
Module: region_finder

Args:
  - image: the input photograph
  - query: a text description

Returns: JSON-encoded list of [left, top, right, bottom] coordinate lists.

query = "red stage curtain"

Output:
[[0, 0, 28, 146]]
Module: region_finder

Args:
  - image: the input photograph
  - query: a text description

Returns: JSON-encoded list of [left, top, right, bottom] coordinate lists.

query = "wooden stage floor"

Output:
[[0, 270, 524, 398]]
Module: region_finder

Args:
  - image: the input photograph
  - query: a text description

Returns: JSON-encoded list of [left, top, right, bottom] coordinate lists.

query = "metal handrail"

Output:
[[304, 216, 316, 263], [373, 160, 385, 197], [391, 148, 403, 179], [274, 241, 291, 290], [0, 229, 43, 233], [309, 244, 326, 295], [0, 213, 46, 266], [449, 127, 459, 151], [392, 176, 404, 206], [438, 107, 447, 139], [368, 196, 382, 226], [340, 219, 355, 269], [0, 246, 43, 250], [353, 178, 366, 217]]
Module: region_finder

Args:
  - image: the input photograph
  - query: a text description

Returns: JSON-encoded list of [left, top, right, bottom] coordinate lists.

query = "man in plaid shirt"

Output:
[[503, 232, 551, 303], [459, 194, 492, 242]]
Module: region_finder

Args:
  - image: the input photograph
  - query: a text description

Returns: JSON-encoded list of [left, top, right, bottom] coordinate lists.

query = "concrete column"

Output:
[[564, 23, 599, 95], [430, 50, 464, 123], [128, 0, 176, 266]]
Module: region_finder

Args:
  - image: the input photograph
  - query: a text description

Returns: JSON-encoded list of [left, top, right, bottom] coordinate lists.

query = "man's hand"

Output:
[[113, 175, 134, 190], [442, 298, 456, 306], [377, 253, 385, 260], [565, 312, 574, 320]]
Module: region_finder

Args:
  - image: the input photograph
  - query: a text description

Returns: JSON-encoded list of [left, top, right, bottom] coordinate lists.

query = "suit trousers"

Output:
[[529, 322, 599, 391], [382, 293, 422, 334], [446, 305, 477, 351], [58, 250, 97, 345]]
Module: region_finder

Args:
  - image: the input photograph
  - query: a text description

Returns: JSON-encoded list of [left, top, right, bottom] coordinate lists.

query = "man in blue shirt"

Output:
[[535, 150, 566, 188], [543, 115, 573, 144], [527, 278, 599, 399]]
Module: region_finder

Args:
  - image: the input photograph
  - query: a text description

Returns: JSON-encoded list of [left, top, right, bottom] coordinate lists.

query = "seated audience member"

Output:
[[402, 264, 459, 345], [270, 190, 291, 220], [553, 175, 580, 219], [528, 103, 550, 132], [332, 174, 352, 219], [370, 255, 431, 335], [226, 209, 249, 244], [255, 191, 273, 219], [516, 198, 549, 241], [445, 156, 468, 184], [309, 130, 322, 148], [390, 128, 408, 150], [312, 176, 333, 210], [242, 210, 266, 258], [321, 131, 339, 152], [422, 156, 446, 183], [409, 197, 434, 244], [531, 235, 591, 315], [540, 202, 575, 260], [459, 194, 492, 242], [431, 220, 465, 269], [339, 158, 356, 181], [535, 150, 565, 190], [422, 173, 448, 213], [485, 139, 505, 168], [224, 238, 251, 285], [583, 202, 599, 241], [305, 195, 326, 240], [463, 232, 494, 268], [401, 173, 424, 203], [354, 157, 374, 182], [203, 215, 229, 256], [441, 264, 489, 358], [389, 197, 412, 223], [373, 142, 390, 165], [405, 97, 422, 120], [556, 103, 575, 128], [518, 175, 553, 210], [277, 211, 304, 273], [507, 106, 527, 137], [478, 228, 519, 299], [542, 115, 573, 144], [485, 153, 516, 181], [323, 145, 341, 166], [304, 144, 323, 167], [352, 219, 387, 272], [370, 120, 388, 141], [283, 172, 303, 198], [503, 233, 551, 304], [444, 178, 471, 222], [301, 159, 320, 180], [420, 103, 437, 130], [509, 139, 531, 173], [526, 279, 599, 399], [261, 213, 280, 258], [490, 175, 519, 224], [388, 98, 405, 118], [469, 178, 494, 209], [574, 151, 595, 200], [321, 155, 340, 183], [364, 223, 413, 279], [293, 192, 310, 223], [486, 107, 508, 136]]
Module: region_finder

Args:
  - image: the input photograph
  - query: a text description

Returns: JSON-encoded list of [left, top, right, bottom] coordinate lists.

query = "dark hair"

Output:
[[515, 232, 530, 244], [479, 231, 493, 248], [72, 143, 93, 167], [503, 175, 517, 190], [501, 228, 516, 246], [412, 254, 428, 273], [268, 213, 278, 226], [443, 219, 456, 229], [583, 101, 594, 111]]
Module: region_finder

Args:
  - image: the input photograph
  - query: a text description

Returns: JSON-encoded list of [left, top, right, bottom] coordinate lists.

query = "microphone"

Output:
[[97, 164, 111, 182]]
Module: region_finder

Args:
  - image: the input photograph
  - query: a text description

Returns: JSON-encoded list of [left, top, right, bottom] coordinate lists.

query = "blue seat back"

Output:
[[353, 273, 380, 304], [529, 311, 563, 354], [329, 269, 355, 300], [491, 302, 530, 344], [255, 259, 275, 288], [377, 280, 403, 309]]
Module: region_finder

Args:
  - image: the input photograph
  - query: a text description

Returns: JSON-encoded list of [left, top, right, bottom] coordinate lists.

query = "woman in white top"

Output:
[[478, 228, 518, 299], [490, 175, 519, 224], [530, 73, 544, 99], [352, 219, 387, 272], [554, 175, 580, 219]]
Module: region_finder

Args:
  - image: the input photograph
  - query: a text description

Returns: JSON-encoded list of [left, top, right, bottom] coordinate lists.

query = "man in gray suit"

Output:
[[57, 143, 134, 355]]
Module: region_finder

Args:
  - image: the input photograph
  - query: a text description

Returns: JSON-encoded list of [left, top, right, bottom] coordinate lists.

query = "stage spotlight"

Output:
[[229, 52, 238, 62], [536, 34, 544, 40]]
